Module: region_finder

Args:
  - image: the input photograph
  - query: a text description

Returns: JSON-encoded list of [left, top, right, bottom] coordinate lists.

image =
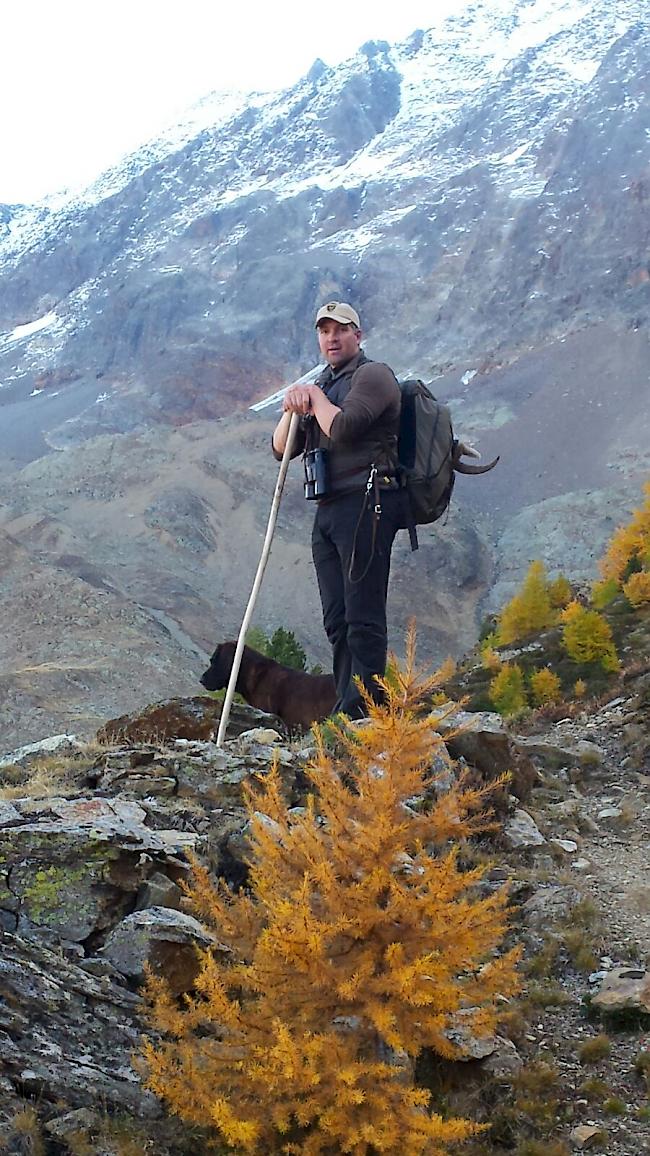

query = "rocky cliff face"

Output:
[[0, 0, 648, 744]]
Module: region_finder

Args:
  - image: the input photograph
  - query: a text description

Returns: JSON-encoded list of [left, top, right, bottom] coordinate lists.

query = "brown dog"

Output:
[[200, 641, 336, 730]]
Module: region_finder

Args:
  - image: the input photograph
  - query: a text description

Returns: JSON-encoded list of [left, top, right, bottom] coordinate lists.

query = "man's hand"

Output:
[[283, 384, 321, 414], [282, 383, 341, 437]]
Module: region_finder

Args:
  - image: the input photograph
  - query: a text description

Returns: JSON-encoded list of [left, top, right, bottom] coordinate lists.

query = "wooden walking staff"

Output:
[[215, 410, 300, 747]]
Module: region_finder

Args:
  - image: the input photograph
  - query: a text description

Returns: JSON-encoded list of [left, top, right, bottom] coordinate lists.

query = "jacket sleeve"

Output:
[[328, 363, 401, 443]]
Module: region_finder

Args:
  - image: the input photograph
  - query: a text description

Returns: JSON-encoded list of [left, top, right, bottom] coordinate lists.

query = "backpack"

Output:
[[396, 379, 499, 551]]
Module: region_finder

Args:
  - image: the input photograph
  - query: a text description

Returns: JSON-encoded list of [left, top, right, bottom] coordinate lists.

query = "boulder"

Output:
[[520, 885, 584, 928], [101, 906, 223, 993], [96, 696, 286, 744], [590, 966, 650, 1014], [0, 733, 83, 769], [432, 709, 537, 801], [503, 808, 546, 849], [513, 735, 605, 769]]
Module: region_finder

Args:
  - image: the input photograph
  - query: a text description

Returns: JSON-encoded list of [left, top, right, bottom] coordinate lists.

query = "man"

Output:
[[272, 301, 403, 719]]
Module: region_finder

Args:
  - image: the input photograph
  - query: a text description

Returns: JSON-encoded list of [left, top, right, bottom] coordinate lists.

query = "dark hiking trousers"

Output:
[[311, 487, 403, 719]]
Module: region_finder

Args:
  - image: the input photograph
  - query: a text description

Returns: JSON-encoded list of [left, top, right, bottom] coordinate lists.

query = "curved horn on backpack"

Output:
[[454, 455, 500, 475]]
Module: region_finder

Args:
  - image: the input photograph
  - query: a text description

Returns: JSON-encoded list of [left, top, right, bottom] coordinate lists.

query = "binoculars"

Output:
[[303, 448, 330, 500]]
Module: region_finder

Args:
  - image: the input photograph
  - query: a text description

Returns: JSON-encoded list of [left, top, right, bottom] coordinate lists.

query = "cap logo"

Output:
[[326, 303, 336, 312]]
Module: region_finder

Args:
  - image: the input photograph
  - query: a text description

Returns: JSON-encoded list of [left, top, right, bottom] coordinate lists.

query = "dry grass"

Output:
[[524, 981, 572, 1008], [578, 1034, 611, 1064], [0, 744, 103, 800], [602, 1095, 627, 1115], [0, 1106, 46, 1155], [579, 1076, 610, 1102], [562, 927, 600, 973]]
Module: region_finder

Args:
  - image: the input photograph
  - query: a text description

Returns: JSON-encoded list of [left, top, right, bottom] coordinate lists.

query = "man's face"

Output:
[[317, 319, 361, 368]]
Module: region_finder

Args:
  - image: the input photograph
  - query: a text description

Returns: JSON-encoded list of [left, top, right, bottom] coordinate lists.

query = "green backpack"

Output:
[[396, 379, 499, 550]]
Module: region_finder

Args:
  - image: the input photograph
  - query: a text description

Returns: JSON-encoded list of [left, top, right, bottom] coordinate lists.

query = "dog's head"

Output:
[[200, 641, 237, 692]]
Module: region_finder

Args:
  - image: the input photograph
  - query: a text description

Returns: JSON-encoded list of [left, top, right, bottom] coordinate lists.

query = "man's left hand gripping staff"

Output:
[[282, 383, 318, 414], [279, 384, 341, 440]]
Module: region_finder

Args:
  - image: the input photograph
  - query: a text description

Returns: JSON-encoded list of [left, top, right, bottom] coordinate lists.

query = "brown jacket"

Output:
[[275, 352, 401, 497]]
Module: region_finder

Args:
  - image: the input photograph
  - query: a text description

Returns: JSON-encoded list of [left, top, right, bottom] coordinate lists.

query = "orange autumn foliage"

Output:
[[598, 481, 650, 586], [141, 633, 520, 1155]]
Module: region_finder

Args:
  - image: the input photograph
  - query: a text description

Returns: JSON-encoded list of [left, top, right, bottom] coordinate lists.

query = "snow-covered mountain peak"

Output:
[[0, 0, 647, 396]]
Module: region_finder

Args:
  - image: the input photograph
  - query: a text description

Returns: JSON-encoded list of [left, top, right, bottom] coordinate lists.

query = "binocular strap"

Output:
[[348, 466, 382, 584]]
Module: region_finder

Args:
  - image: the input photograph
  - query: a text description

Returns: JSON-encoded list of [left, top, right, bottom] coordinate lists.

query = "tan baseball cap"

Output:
[[315, 301, 361, 329]]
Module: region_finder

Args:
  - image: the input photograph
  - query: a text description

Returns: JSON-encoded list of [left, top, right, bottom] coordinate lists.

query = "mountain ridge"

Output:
[[0, 0, 648, 745]]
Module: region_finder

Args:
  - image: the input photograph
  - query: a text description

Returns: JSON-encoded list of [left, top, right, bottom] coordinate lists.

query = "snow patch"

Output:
[[2, 311, 58, 344], [562, 57, 600, 83], [498, 142, 531, 165]]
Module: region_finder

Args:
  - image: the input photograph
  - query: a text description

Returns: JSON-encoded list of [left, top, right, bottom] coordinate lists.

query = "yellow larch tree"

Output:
[[598, 481, 650, 587], [560, 602, 619, 673], [489, 662, 527, 716], [623, 570, 650, 606], [547, 573, 572, 609], [529, 667, 562, 706], [495, 560, 556, 645], [142, 632, 520, 1155]]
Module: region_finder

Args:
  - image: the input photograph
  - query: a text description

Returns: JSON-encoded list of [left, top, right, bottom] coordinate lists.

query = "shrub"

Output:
[[573, 679, 587, 699], [246, 625, 271, 654], [512, 1061, 562, 1133], [561, 603, 620, 673], [562, 928, 599, 974], [602, 1096, 626, 1115], [3, 1107, 46, 1156], [634, 1048, 650, 1089], [524, 982, 571, 1008], [529, 668, 562, 706], [579, 1076, 609, 1102], [489, 663, 527, 716], [142, 634, 520, 1155], [578, 1035, 611, 1064], [570, 898, 598, 928]]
